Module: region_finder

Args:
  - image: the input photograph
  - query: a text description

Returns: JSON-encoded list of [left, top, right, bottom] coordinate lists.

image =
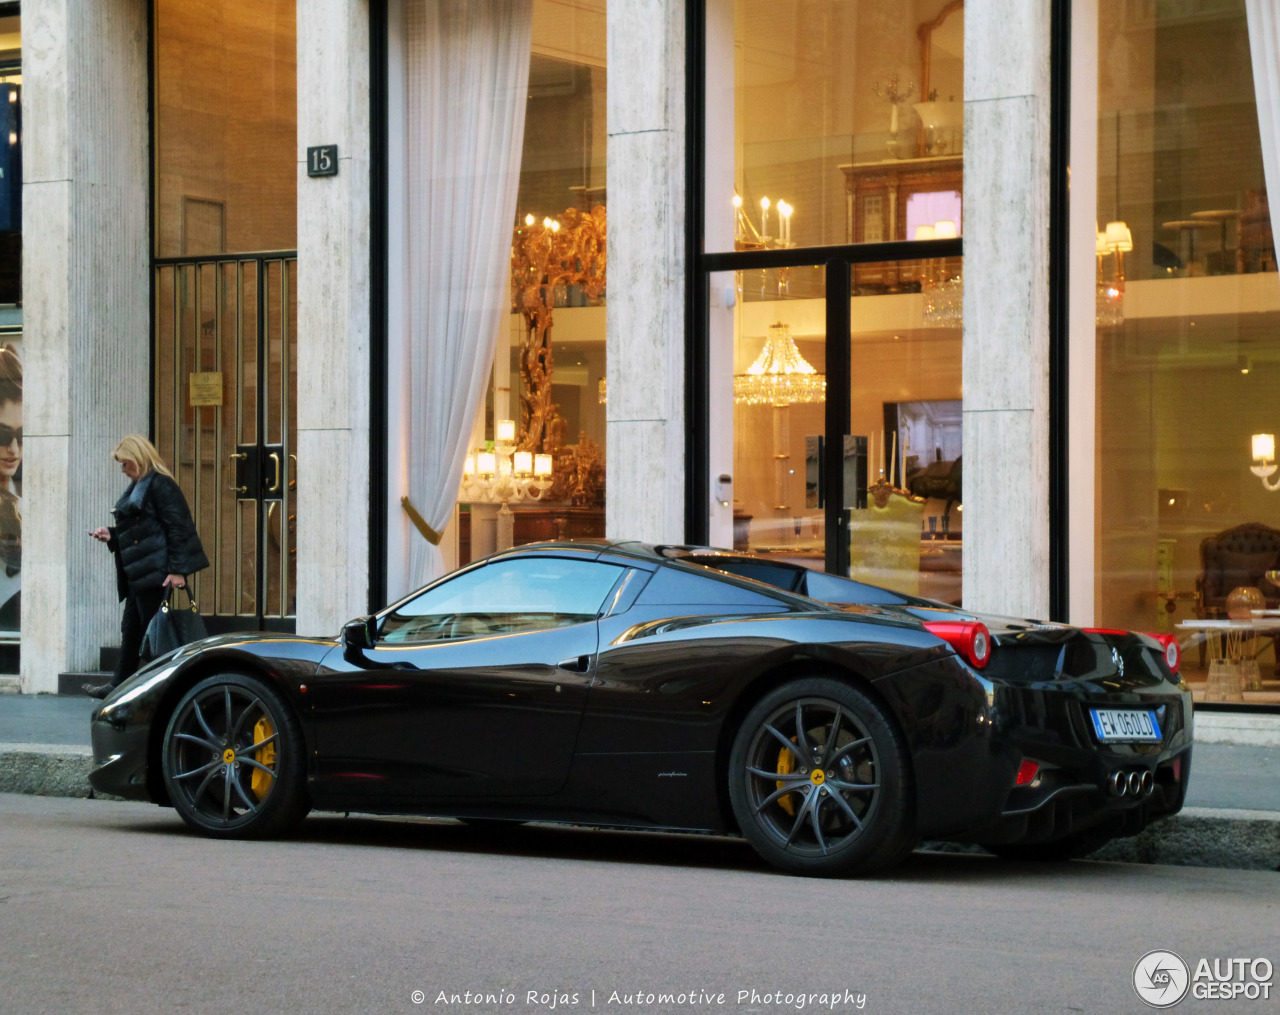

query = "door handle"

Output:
[[267, 452, 282, 493], [288, 453, 297, 491], [227, 453, 247, 494], [557, 655, 590, 672]]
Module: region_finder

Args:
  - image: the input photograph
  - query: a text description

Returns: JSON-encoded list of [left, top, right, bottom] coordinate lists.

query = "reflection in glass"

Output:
[[153, 0, 296, 257], [1092, 2, 1280, 705], [463, 0, 608, 563], [705, 0, 964, 252]]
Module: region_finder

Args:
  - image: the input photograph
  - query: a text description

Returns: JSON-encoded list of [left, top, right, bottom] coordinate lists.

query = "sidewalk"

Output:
[[1, 692, 1277, 870]]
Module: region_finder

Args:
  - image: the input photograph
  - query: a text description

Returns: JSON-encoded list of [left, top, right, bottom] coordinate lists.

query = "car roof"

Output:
[[484, 539, 839, 611]]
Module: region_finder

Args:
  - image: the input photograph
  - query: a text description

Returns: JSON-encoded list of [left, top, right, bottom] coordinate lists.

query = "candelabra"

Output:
[[1096, 220, 1131, 327], [460, 419, 554, 549], [733, 193, 794, 249]]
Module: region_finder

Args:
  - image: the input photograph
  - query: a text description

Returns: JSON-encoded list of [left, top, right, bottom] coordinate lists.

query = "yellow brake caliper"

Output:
[[776, 740, 797, 816], [251, 716, 276, 799]]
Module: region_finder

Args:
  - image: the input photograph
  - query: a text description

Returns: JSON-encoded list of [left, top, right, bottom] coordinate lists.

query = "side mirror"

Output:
[[342, 616, 376, 659]]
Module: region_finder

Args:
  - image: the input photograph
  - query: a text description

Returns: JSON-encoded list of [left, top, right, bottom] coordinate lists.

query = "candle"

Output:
[[463, 454, 475, 477], [534, 453, 553, 477], [760, 197, 770, 240], [477, 451, 496, 476], [513, 451, 532, 475], [496, 419, 516, 443], [890, 102, 899, 136]]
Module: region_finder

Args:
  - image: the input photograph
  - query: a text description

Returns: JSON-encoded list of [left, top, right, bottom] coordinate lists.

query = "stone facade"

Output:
[[605, 0, 687, 544], [295, 0, 373, 635], [962, 0, 1053, 619], [21, 0, 150, 691]]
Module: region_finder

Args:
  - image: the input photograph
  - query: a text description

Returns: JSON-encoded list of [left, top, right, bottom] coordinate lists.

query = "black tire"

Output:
[[983, 829, 1112, 862], [728, 677, 916, 877], [162, 672, 310, 839]]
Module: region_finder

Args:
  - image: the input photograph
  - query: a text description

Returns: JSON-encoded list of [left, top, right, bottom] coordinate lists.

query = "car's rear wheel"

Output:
[[162, 673, 309, 838], [728, 678, 915, 876]]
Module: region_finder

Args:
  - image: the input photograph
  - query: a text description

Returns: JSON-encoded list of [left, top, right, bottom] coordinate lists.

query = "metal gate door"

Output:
[[154, 253, 298, 632]]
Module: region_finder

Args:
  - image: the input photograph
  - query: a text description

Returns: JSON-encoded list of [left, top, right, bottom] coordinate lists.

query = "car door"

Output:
[[308, 553, 627, 800]]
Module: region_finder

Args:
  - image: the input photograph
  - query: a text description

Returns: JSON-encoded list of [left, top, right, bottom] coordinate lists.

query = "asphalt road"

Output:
[[2, 794, 1276, 1015]]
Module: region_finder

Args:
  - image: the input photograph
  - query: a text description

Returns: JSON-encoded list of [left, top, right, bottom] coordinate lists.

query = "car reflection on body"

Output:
[[89, 540, 1192, 876]]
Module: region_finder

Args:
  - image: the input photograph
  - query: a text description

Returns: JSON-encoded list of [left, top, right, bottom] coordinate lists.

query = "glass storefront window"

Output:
[[153, 0, 297, 257], [0, 8, 19, 651], [715, 267, 827, 564], [452, 0, 608, 565], [1089, 0, 1280, 705], [0, 9, 19, 313], [711, 257, 963, 603], [152, 1, 299, 628], [704, 0, 964, 252]]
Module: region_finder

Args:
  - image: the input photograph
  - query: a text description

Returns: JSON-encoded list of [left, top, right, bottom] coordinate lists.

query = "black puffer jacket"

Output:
[[108, 472, 210, 599]]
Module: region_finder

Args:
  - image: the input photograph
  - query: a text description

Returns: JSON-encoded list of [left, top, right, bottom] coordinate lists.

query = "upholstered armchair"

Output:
[[1196, 522, 1280, 673], [1196, 522, 1280, 618]]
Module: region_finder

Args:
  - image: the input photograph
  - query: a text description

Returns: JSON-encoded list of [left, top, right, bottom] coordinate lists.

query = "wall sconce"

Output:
[[1250, 433, 1280, 491]]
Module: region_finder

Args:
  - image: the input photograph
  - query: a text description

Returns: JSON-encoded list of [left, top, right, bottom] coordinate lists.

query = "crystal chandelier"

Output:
[[734, 323, 825, 540], [733, 322, 826, 407], [917, 220, 963, 327]]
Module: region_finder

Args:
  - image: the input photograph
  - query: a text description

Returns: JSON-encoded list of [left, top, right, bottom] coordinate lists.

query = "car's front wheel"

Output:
[[728, 677, 916, 876], [161, 672, 309, 838]]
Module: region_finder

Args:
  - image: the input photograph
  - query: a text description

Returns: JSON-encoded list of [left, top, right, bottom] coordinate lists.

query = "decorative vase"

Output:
[[1226, 585, 1265, 620]]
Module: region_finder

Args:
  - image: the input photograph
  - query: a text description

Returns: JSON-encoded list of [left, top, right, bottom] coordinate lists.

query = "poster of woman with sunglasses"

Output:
[[0, 344, 21, 631]]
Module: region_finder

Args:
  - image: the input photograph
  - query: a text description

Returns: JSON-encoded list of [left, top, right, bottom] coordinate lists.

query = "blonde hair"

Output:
[[113, 434, 174, 479]]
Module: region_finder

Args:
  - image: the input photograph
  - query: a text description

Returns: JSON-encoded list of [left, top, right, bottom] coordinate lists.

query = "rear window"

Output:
[[698, 559, 805, 592], [637, 564, 800, 607], [802, 571, 910, 606]]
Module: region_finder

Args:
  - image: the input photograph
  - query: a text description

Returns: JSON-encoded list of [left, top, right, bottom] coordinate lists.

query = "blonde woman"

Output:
[[84, 435, 209, 698]]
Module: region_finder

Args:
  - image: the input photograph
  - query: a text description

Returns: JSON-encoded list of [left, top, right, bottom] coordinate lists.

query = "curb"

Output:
[[2, 745, 1277, 871], [0, 743, 95, 798]]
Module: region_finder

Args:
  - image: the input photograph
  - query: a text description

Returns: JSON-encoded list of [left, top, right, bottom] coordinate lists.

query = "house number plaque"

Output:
[[307, 145, 339, 177]]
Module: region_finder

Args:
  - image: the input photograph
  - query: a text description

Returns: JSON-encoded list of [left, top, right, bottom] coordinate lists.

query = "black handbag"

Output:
[[140, 583, 208, 661]]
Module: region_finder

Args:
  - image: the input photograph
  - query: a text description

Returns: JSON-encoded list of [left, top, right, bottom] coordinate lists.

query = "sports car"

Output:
[[89, 540, 1192, 876]]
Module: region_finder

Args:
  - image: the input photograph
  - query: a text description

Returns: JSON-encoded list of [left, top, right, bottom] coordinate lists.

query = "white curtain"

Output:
[[404, 0, 532, 585], [1247, 0, 1280, 268]]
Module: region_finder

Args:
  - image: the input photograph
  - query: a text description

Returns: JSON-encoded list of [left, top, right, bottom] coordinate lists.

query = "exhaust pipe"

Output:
[[1109, 769, 1155, 797]]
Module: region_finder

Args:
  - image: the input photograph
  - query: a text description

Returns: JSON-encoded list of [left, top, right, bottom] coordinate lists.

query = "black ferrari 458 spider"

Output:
[[89, 540, 1192, 876]]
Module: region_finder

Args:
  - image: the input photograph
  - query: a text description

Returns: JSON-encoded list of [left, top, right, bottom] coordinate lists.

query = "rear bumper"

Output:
[[970, 744, 1191, 845], [903, 669, 1193, 844]]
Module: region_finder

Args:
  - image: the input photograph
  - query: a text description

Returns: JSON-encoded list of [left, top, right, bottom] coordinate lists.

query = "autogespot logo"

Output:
[[1134, 950, 1191, 1008]]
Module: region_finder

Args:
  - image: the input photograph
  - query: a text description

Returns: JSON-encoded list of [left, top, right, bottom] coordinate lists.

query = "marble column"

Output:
[[962, 0, 1053, 619], [21, 0, 150, 691], [605, 0, 687, 543], [295, 0, 372, 635]]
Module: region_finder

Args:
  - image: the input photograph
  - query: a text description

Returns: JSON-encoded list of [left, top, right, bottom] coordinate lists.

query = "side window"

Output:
[[380, 557, 624, 644]]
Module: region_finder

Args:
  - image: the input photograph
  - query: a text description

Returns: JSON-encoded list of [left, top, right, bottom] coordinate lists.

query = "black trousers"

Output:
[[112, 586, 167, 687]]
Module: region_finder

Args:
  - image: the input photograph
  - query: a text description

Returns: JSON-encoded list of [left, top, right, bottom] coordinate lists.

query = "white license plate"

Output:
[[1090, 708, 1162, 743]]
